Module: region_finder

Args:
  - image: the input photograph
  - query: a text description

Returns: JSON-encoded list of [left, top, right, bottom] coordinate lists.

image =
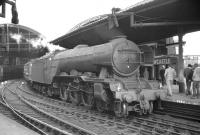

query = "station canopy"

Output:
[[51, 0, 200, 49]]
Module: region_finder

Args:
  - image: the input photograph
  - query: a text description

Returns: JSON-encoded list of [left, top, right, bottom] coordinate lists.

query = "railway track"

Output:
[[18, 81, 200, 135], [0, 81, 46, 135], [19, 83, 154, 134], [154, 100, 200, 122], [2, 81, 96, 135]]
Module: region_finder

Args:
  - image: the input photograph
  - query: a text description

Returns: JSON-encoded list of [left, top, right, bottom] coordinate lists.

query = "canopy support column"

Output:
[[178, 30, 185, 93]]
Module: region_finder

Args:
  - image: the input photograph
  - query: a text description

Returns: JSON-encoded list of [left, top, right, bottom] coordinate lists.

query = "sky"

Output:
[[0, 0, 200, 55]]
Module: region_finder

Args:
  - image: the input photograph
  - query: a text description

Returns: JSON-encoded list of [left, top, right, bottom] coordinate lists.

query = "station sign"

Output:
[[154, 58, 170, 65]]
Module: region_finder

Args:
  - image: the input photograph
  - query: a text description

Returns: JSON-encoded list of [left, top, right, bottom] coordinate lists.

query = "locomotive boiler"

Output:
[[24, 37, 155, 117]]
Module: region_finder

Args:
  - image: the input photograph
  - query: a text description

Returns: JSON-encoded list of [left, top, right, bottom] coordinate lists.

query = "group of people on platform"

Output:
[[159, 63, 200, 98], [184, 63, 200, 98]]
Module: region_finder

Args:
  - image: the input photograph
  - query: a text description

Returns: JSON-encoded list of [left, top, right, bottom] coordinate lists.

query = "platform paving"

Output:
[[157, 84, 200, 105], [0, 113, 39, 135]]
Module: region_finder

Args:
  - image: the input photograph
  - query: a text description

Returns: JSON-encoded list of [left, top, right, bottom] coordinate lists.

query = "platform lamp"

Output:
[[0, 0, 19, 24], [0, 0, 6, 17]]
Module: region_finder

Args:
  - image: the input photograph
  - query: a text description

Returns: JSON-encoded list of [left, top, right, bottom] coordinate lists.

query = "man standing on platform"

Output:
[[159, 65, 165, 89], [184, 64, 193, 95], [192, 63, 200, 98], [165, 64, 176, 96]]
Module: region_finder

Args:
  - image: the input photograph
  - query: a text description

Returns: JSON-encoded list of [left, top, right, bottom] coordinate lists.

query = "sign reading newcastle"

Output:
[[154, 58, 170, 65]]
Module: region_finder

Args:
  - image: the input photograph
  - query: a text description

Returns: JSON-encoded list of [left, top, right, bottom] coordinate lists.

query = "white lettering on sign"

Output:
[[154, 58, 170, 65]]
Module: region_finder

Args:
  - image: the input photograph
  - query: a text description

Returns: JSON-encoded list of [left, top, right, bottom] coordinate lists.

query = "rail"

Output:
[[2, 82, 95, 135]]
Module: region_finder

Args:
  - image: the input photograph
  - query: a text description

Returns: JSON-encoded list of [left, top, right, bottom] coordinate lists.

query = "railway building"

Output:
[[1, 1, 49, 81], [0, 24, 48, 81], [138, 37, 179, 81]]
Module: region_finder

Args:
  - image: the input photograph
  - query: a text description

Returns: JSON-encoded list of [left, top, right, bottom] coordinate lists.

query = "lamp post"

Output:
[[0, 0, 18, 24]]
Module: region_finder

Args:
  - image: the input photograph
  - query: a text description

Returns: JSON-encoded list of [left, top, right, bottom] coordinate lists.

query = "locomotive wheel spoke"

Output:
[[96, 100, 104, 113], [60, 87, 68, 101], [47, 87, 53, 97], [81, 92, 94, 108], [81, 82, 94, 108], [122, 102, 128, 117], [114, 102, 128, 117], [68, 79, 81, 105], [148, 101, 153, 114], [69, 91, 80, 105]]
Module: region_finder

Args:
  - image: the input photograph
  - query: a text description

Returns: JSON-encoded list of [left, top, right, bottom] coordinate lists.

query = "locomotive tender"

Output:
[[24, 37, 157, 117]]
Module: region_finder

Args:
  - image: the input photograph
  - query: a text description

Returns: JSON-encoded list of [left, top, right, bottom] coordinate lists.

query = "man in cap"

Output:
[[184, 64, 193, 95]]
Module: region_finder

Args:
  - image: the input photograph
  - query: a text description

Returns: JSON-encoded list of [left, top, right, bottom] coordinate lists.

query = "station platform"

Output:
[[160, 85, 200, 105], [131, 80, 200, 106], [148, 80, 200, 105], [0, 113, 39, 135]]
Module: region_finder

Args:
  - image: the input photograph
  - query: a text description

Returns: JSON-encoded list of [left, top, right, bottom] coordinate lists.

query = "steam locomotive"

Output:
[[24, 37, 158, 117]]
